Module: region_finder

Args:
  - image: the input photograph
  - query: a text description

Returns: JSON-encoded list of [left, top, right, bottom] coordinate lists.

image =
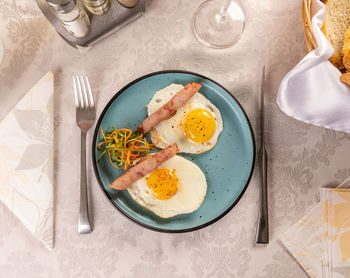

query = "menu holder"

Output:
[[35, 0, 145, 48]]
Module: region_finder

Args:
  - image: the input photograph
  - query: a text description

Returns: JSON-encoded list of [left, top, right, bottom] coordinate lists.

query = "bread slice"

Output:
[[342, 27, 350, 71], [322, 0, 350, 70], [341, 71, 350, 86]]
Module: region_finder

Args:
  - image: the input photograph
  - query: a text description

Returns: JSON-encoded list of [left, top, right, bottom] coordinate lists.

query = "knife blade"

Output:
[[256, 66, 269, 244]]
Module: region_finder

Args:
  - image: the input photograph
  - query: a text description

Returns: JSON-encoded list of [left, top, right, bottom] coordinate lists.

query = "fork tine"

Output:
[[80, 75, 89, 109], [75, 75, 84, 109], [72, 76, 79, 108], [84, 76, 94, 108]]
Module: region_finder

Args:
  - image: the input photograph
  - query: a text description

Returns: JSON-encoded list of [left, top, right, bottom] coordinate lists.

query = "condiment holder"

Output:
[[35, 0, 145, 48]]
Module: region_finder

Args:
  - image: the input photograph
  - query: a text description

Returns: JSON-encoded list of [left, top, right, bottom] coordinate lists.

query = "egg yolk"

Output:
[[183, 108, 216, 143], [147, 169, 178, 200]]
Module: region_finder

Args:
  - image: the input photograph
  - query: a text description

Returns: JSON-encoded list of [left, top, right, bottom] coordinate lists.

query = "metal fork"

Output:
[[73, 75, 95, 234]]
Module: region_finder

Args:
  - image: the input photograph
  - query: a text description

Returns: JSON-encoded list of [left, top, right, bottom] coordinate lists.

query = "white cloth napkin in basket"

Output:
[[277, 0, 350, 134]]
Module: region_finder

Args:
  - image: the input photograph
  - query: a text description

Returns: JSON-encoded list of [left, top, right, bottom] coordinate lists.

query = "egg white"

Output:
[[147, 84, 223, 154], [127, 155, 207, 218]]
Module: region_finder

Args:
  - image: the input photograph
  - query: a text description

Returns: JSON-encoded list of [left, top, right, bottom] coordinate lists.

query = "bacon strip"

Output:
[[138, 82, 202, 134], [109, 143, 179, 190]]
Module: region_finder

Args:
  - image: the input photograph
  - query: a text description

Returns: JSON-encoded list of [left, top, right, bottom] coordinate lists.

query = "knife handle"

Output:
[[256, 147, 269, 244]]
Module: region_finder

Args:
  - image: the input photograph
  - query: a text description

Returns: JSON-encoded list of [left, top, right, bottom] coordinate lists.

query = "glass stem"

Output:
[[217, 0, 230, 23]]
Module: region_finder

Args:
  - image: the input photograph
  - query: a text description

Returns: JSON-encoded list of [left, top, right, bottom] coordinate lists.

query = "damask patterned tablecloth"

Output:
[[1, 0, 350, 277]]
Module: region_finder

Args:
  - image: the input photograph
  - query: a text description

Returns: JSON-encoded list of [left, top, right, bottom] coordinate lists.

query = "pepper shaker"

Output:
[[47, 0, 90, 38]]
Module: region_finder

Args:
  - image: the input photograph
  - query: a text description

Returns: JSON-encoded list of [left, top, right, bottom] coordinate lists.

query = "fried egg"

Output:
[[127, 155, 207, 218], [147, 84, 223, 153]]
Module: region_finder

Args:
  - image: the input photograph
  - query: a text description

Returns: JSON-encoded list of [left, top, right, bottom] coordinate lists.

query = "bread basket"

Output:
[[302, 0, 318, 52]]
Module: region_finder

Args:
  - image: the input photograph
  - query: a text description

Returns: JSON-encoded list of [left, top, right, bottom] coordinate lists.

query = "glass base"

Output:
[[193, 0, 245, 49]]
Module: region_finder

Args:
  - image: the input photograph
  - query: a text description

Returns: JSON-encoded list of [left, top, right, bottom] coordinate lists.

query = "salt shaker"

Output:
[[83, 0, 111, 15], [47, 0, 90, 38], [117, 0, 139, 8]]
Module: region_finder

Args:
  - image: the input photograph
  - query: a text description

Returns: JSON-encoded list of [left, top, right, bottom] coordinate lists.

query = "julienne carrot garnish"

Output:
[[97, 127, 160, 170]]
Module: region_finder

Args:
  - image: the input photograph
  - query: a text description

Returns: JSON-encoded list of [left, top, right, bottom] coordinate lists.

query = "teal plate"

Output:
[[92, 71, 255, 232]]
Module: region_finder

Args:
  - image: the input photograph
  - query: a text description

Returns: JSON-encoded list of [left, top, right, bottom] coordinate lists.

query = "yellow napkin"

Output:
[[0, 72, 54, 250], [280, 177, 350, 278], [321, 188, 350, 277], [280, 202, 322, 277]]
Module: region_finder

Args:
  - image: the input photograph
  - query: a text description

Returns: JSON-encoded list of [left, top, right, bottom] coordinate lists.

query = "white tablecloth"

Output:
[[1, 0, 350, 277]]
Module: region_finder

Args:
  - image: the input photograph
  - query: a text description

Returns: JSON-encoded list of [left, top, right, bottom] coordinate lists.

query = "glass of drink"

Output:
[[193, 0, 245, 48]]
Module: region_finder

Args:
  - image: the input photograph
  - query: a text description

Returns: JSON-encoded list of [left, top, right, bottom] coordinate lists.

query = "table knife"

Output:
[[256, 66, 269, 244]]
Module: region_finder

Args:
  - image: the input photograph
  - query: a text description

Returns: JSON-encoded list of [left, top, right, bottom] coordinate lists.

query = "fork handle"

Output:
[[78, 130, 92, 234]]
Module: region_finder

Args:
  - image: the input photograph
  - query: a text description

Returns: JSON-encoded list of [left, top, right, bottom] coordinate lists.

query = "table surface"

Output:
[[1, 0, 350, 277]]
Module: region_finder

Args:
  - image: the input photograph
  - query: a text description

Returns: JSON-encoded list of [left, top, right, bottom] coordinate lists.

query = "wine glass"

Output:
[[193, 0, 245, 49]]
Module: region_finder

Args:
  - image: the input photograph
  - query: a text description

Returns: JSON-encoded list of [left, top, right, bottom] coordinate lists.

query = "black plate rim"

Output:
[[91, 70, 256, 233]]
